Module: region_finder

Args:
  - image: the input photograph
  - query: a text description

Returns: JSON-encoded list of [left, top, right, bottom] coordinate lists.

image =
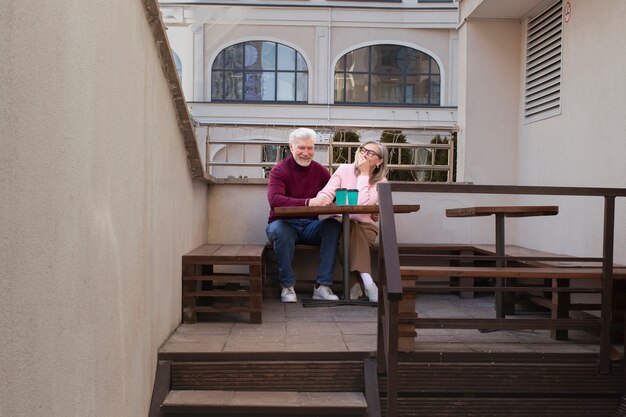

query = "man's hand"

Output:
[[308, 195, 332, 206]]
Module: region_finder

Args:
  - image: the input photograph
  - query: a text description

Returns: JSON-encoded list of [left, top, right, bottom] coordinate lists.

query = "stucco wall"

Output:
[[458, 20, 521, 184], [206, 184, 497, 252], [514, 0, 626, 261], [0, 2, 208, 417], [455, 0, 626, 263]]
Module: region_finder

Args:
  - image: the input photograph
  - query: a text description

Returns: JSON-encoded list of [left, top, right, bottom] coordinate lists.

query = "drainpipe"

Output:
[[327, 7, 332, 168], [327, 7, 332, 124]]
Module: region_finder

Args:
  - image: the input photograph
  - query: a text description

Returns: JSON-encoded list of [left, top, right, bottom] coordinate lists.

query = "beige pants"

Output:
[[339, 221, 379, 274]]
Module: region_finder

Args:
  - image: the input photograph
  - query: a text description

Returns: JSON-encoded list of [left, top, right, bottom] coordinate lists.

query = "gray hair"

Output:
[[289, 127, 317, 146], [355, 140, 389, 185]]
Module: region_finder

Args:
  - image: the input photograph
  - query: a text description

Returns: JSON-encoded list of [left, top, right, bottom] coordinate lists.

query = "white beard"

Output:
[[294, 158, 312, 167]]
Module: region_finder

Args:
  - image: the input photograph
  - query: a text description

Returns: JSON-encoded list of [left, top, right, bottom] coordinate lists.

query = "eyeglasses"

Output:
[[359, 147, 381, 158]]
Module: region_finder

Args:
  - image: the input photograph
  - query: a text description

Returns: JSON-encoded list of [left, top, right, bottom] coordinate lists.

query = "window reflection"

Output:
[[334, 44, 440, 105], [212, 41, 308, 103]]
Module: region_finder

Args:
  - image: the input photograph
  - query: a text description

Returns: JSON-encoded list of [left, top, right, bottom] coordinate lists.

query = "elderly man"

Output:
[[266, 127, 342, 303]]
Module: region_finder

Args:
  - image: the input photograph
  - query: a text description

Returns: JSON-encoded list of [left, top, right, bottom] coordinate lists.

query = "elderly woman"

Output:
[[316, 140, 388, 302]]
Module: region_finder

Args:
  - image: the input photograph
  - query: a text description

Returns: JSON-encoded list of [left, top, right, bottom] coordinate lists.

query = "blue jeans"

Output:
[[266, 218, 342, 288]]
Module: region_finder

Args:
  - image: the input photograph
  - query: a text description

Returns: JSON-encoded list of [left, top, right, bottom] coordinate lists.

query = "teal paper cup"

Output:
[[335, 188, 348, 205], [347, 189, 359, 205]]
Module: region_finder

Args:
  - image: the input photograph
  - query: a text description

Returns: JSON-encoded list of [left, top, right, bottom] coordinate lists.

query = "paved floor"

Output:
[[160, 293, 612, 355]]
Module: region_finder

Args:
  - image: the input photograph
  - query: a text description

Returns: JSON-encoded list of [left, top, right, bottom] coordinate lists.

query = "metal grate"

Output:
[[524, 0, 563, 122]]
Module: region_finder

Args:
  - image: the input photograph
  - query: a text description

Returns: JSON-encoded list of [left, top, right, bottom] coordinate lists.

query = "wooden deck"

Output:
[[161, 294, 614, 357], [156, 295, 624, 417]]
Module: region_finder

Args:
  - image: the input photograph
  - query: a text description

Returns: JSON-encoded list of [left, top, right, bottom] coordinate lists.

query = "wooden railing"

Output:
[[376, 182, 403, 417], [376, 182, 626, 417]]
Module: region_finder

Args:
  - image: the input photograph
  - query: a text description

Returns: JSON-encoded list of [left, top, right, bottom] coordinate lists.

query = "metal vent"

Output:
[[524, 1, 563, 122]]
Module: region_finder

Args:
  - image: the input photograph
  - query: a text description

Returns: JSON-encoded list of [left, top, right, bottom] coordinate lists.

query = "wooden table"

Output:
[[446, 205, 559, 318], [274, 204, 420, 305]]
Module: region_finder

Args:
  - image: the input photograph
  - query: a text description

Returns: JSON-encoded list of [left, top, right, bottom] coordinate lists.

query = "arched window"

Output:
[[334, 44, 440, 106], [211, 41, 308, 102]]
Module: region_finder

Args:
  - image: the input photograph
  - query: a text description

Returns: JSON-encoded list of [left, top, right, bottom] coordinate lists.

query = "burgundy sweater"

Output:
[[267, 155, 331, 223]]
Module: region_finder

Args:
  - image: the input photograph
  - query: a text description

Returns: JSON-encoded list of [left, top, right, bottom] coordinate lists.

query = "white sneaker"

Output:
[[281, 287, 297, 303], [312, 285, 339, 301], [350, 283, 363, 300], [364, 282, 378, 303]]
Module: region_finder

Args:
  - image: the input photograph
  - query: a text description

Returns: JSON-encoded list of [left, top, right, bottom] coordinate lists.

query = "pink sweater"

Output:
[[316, 164, 387, 224]]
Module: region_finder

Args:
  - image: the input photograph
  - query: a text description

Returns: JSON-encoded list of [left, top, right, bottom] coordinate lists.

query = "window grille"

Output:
[[334, 44, 441, 106], [211, 41, 308, 103], [524, 0, 563, 122]]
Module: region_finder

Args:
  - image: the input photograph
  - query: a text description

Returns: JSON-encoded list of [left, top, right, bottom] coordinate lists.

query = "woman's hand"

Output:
[[355, 153, 369, 175]]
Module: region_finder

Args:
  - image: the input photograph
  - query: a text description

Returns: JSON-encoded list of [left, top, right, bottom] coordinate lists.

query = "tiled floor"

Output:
[[160, 293, 614, 355]]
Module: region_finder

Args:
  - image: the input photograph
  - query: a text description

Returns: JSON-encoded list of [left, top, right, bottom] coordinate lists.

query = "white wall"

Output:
[[206, 184, 497, 249], [455, 0, 626, 263], [0, 1, 208, 416], [515, 0, 626, 261], [458, 20, 521, 184]]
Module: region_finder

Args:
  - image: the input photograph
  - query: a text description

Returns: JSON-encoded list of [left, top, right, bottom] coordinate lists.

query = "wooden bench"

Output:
[[398, 265, 626, 347], [182, 244, 265, 324], [262, 242, 479, 298]]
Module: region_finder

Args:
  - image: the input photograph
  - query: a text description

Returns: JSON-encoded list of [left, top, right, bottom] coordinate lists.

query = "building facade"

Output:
[[161, 0, 459, 130]]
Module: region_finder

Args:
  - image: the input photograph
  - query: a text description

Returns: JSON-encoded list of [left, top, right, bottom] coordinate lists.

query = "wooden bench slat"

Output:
[[182, 244, 222, 258], [183, 244, 265, 263], [400, 266, 626, 279], [400, 318, 601, 330], [183, 274, 262, 282], [237, 244, 266, 257], [404, 285, 602, 293], [191, 307, 263, 314], [185, 290, 261, 298], [211, 244, 244, 257]]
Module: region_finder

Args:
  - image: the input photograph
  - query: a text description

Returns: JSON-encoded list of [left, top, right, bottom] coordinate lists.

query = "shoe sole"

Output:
[[350, 288, 363, 300], [312, 295, 339, 301], [281, 298, 297, 303]]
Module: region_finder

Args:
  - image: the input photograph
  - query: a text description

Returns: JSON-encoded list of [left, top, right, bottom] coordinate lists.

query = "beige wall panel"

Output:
[[461, 20, 521, 184], [203, 24, 317, 62], [331, 27, 451, 61], [206, 184, 497, 255], [0, 1, 208, 416], [331, 28, 451, 80], [516, 0, 626, 261]]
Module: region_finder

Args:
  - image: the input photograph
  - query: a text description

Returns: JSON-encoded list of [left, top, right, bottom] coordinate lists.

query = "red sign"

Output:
[[564, 2, 571, 23]]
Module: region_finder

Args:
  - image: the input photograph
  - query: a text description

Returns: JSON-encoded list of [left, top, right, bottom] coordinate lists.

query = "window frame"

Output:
[[334, 44, 441, 107], [211, 41, 308, 104]]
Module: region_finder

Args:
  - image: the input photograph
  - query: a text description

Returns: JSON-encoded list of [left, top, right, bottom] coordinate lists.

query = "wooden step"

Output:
[[171, 361, 364, 391], [381, 397, 619, 417], [161, 390, 367, 416]]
